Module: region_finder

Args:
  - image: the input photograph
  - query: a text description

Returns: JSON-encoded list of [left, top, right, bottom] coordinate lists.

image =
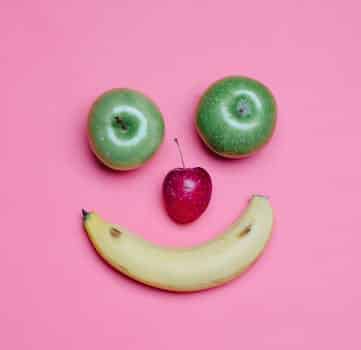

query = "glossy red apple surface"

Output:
[[163, 139, 212, 224]]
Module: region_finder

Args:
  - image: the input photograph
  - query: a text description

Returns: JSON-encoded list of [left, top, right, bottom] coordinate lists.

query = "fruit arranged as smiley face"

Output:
[[88, 89, 165, 170], [196, 76, 277, 158]]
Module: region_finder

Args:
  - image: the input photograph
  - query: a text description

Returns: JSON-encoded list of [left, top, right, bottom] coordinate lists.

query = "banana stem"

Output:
[[82, 209, 89, 221]]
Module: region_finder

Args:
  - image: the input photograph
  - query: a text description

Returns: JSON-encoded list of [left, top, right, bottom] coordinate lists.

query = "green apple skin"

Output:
[[88, 89, 165, 170], [196, 76, 277, 158]]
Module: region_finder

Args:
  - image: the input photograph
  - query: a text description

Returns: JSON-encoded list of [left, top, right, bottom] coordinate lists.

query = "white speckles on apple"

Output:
[[183, 179, 196, 192]]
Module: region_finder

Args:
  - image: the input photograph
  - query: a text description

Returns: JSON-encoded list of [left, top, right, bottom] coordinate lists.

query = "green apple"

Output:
[[196, 76, 277, 158], [88, 89, 165, 170]]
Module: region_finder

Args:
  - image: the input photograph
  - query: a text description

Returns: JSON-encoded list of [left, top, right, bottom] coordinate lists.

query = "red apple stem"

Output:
[[174, 138, 185, 168]]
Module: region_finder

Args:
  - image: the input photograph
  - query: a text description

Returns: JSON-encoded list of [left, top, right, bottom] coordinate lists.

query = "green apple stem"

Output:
[[174, 138, 185, 168], [115, 116, 128, 131], [238, 101, 250, 117]]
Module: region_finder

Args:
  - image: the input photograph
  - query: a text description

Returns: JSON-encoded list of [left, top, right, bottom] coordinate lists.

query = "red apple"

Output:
[[163, 139, 212, 224]]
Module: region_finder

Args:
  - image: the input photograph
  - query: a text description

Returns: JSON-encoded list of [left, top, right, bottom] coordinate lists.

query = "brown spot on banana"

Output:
[[110, 227, 122, 237], [238, 224, 252, 238]]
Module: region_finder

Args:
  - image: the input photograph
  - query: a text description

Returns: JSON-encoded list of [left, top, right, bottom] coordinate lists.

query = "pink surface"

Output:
[[1, 0, 360, 348]]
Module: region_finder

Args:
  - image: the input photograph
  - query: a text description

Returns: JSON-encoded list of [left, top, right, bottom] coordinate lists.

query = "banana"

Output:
[[82, 195, 273, 292]]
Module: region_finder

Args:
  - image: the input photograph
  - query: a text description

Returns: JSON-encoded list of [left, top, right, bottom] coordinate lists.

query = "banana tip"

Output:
[[82, 209, 89, 221]]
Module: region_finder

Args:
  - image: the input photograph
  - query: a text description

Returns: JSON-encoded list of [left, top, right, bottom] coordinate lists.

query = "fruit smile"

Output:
[[82, 195, 274, 292]]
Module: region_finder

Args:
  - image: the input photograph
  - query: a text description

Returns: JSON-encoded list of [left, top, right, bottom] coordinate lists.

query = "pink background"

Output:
[[1, 0, 360, 348]]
